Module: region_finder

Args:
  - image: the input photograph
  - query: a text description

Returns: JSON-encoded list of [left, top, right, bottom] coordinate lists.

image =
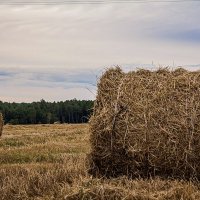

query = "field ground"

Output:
[[1, 124, 200, 200]]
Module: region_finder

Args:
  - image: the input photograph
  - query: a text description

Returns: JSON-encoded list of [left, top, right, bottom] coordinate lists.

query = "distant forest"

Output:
[[0, 99, 94, 125]]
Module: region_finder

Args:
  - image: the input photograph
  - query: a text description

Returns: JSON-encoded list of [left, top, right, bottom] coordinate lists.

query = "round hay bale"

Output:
[[88, 67, 200, 179], [0, 113, 4, 136]]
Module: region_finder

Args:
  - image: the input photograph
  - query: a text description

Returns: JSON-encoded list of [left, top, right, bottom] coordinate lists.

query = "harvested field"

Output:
[[1, 124, 200, 199], [89, 67, 200, 179]]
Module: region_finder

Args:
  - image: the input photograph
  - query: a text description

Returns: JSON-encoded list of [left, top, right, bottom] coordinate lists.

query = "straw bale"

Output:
[[0, 113, 3, 136], [88, 67, 200, 179]]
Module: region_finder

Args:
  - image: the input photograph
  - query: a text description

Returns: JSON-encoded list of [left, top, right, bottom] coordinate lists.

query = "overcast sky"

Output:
[[0, 0, 200, 102]]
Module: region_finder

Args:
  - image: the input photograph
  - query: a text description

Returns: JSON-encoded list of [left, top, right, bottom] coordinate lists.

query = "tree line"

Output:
[[0, 99, 94, 125]]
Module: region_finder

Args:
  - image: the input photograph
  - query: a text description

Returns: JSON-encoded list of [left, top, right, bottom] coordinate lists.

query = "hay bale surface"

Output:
[[88, 67, 200, 179], [0, 113, 3, 136]]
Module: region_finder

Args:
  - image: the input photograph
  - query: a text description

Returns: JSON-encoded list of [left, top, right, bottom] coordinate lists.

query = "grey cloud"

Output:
[[0, 67, 97, 87], [154, 29, 200, 44], [0, 71, 15, 77], [140, 3, 200, 44], [0, 67, 97, 102]]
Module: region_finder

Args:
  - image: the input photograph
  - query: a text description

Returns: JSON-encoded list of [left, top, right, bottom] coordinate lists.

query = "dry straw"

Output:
[[88, 67, 200, 180], [0, 113, 3, 136]]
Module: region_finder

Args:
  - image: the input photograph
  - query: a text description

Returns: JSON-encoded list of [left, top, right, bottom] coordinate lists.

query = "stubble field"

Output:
[[0, 124, 200, 200]]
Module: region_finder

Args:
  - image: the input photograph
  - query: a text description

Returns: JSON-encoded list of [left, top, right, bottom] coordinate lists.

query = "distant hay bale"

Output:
[[54, 121, 61, 124], [88, 67, 200, 179], [0, 113, 4, 136]]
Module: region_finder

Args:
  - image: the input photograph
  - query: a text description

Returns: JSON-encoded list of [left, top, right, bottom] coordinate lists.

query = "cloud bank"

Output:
[[0, 67, 97, 102]]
